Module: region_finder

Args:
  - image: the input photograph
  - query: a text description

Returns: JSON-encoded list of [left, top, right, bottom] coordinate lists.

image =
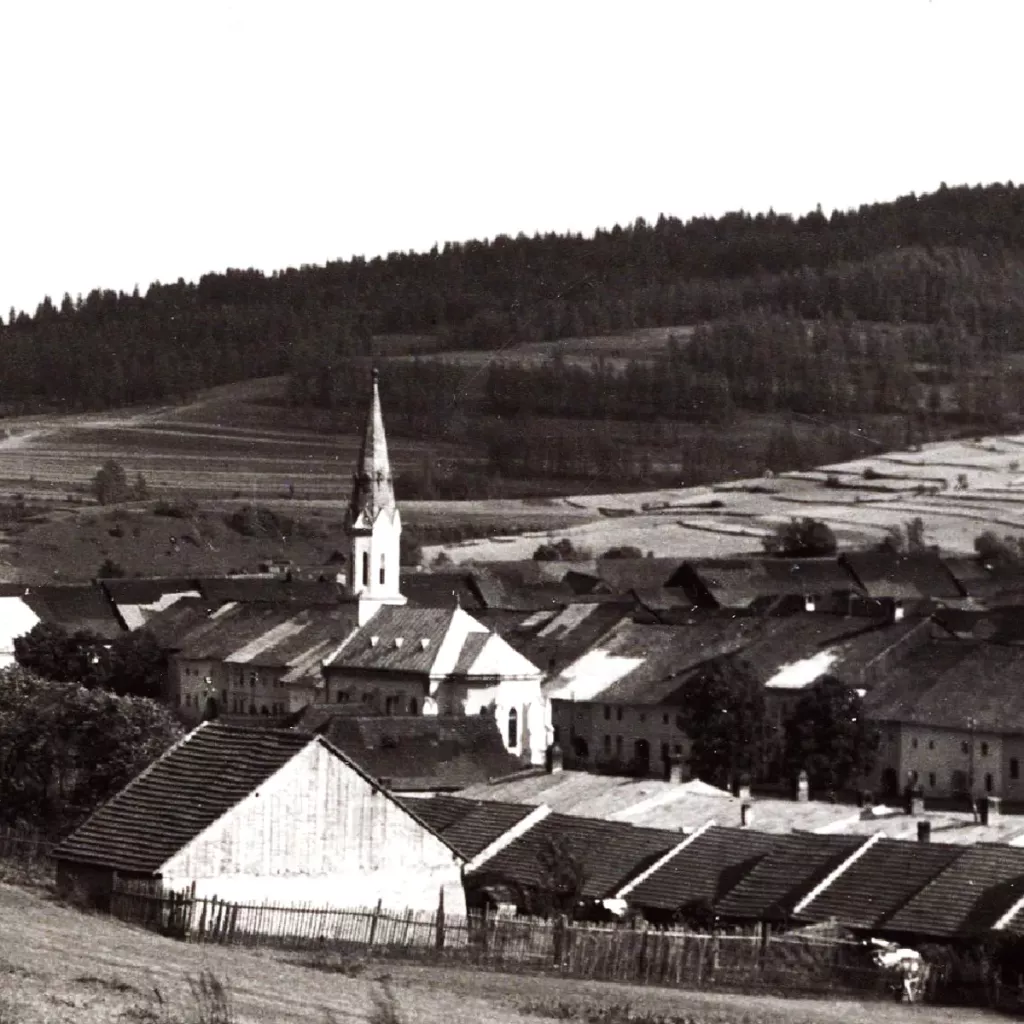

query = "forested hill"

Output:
[[3, 181, 1024, 413]]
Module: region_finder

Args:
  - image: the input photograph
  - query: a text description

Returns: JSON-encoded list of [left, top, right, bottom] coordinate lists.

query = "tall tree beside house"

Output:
[[91, 459, 130, 505], [14, 623, 167, 699], [0, 666, 183, 833], [782, 675, 880, 796], [533, 835, 588, 919], [675, 655, 767, 791]]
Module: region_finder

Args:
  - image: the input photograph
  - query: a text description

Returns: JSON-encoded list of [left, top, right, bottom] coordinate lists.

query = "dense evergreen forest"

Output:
[[4, 182, 1024, 489]]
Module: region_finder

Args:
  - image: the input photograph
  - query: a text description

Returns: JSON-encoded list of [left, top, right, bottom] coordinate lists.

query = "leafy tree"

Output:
[[675, 655, 767, 790], [762, 517, 838, 557], [91, 459, 129, 505], [0, 666, 183, 833], [533, 538, 585, 561], [534, 834, 587, 918], [975, 530, 1024, 565], [97, 557, 126, 578], [782, 676, 880, 795], [880, 516, 927, 554], [601, 545, 643, 559], [400, 531, 424, 567]]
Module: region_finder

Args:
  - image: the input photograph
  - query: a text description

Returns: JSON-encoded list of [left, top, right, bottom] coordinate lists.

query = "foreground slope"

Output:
[[0, 883, 1002, 1024]]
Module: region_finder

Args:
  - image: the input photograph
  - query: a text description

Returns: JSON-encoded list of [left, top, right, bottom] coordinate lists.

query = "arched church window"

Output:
[[362, 552, 370, 587], [379, 553, 386, 585], [507, 707, 519, 748]]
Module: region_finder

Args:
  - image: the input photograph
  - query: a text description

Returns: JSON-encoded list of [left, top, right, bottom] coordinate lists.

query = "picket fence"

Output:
[[109, 881, 890, 995]]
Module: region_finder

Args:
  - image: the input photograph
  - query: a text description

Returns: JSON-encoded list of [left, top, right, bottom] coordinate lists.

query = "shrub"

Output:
[[601, 545, 643, 559], [97, 558, 126, 578], [153, 497, 199, 519]]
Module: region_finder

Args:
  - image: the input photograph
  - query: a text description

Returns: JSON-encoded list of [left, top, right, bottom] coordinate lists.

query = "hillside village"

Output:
[[5, 368, 1024, 999]]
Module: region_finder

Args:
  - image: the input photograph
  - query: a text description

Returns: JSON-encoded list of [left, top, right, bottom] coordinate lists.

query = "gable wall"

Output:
[[160, 739, 465, 913]]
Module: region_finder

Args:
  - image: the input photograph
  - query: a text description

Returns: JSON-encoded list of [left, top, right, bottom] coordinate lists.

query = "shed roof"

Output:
[[794, 837, 964, 930], [882, 844, 1024, 938], [839, 551, 966, 601], [22, 584, 125, 639], [622, 825, 781, 911], [401, 795, 536, 859]]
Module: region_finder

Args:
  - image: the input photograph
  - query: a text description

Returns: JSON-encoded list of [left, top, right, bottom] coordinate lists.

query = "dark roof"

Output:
[[135, 597, 219, 647], [794, 837, 964, 930], [174, 604, 301, 661], [594, 558, 689, 594], [468, 564, 579, 610], [401, 795, 535, 859], [469, 812, 682, 900], [297, 711, 529, 791], [864, 641, 1024, 733], [22, 584, 125, 638], [942, 557, 1024, 605], [713, 833, 866, 921], [623, 826, 780, 911], [100, 577, 200, 605], [324, 606, 454, 673], [840, 551, 966, 601], [52, 724, 315, 873], [196, 577, 345, 606], [883, 844, 1024, 938], [933, 606, 1024, 644], [400, 571, 483, 610]]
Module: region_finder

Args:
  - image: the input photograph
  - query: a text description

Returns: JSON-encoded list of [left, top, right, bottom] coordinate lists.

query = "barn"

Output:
[[52, 722, 466, 914]]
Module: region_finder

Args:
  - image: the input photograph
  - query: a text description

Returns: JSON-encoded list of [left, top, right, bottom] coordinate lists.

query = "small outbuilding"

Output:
[[52, 722, 466, 914]]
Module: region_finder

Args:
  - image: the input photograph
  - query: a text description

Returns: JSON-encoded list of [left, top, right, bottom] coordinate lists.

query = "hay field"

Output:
[[431, 434, 1024, 564], [0, 883, 993, 1024]]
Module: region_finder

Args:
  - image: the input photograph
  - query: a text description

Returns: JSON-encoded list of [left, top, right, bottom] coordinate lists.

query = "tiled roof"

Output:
[[196, 578, 345, 606], [21, 584, 125, 639], [883, 844, 1024, 937], [866, 642, 1024, 733], [794, 837, 964, 930], [174, 603, 301, 661], [818, 807, 1024, 845], [623, 826, 780, 911], [52, 724, 315, 873], [713, 833, 866, 921], [400, 795, 535, 859], [400, 571, 483, 610], [941, 557, 1024, 605], [135, 597, 219, 647], [297, 711, 529, 791], [676, 558, 862, 609], [100, 577, 201, 605], [469, 812, 682, 899], [325, 606, 455, 673], [839, 551, 966, 601]]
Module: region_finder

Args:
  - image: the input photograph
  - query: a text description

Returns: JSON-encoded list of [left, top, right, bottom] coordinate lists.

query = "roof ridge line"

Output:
[[792, 830, 885, 916], [615, 818, 715, 900]]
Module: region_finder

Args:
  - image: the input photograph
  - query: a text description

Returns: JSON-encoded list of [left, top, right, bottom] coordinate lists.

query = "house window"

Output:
[[604, 706, 611, 721], [615, 736, 623, 758], [639, 713, 646, 724], [249, 671, 258, 688], [507, 708, 518, 748], [408, 698, 418, 715], [961, 741, 969, 754], [616, 708, 623, 722], [661, 742, 669, 761], [362, 551, 370, 587], [221, 689, 227, 705], [1012, 759, 1020, 781], [909, 769, 919, 784], [911, 738, 918, 750], [928, 773, 936, 788], [982, 742, 990, 757], [604, 735, 611, 755], [385, 696, 399, 715], [663, 714, 669, 725], [928, 740, 935, 750], [673, 744, 682, 754], [380, 554, 386, 586], [676, 715, 686, 732], [362, 693, 372, 704], [985, 773, 994, 793]]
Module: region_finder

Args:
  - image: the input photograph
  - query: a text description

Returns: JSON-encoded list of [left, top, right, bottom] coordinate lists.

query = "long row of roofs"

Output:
[[5, 547, 1024, 639], [416, 794, 1024, 941]]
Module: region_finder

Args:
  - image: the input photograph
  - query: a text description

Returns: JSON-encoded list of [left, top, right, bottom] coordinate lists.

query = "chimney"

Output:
[[741, 801, 754, 828], [796, 769, 809, 803], [905, 787, 925, 816], [917, 820, 931, 843], [980, 796, 1001, 826], [736, 773, 752, 802], [546, 743, 564, 774], [666, 757, 685, 784], [804, 594, 817, 613], [856, 789, 874, 809], [892, 600, 905, 623]]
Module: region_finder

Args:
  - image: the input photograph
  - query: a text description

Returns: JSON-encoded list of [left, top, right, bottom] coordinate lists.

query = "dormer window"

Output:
[[420, 638, 430, 651], [369, 636, 380, 647], [394, 637, 404, 649]]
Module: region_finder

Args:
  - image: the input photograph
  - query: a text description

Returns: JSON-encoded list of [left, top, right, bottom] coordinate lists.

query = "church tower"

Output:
[[345, 368, 406, 625]]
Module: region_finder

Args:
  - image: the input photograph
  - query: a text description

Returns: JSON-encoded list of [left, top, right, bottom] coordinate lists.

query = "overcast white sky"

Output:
[[2, 0, 1021, 317]]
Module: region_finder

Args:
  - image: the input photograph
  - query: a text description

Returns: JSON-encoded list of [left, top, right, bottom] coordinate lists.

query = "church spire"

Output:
[[348, 367, 395, 529]]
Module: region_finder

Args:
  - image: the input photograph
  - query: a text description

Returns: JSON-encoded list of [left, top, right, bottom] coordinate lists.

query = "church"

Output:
[[167, 370, 551, 765]]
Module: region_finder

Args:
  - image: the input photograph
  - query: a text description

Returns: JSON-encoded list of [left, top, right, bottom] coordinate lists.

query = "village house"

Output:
[[52, 722, 467, 914]]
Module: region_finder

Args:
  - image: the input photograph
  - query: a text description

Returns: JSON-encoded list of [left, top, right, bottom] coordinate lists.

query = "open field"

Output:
[[0, 883, 999, 1024], [432, 435, 1024, 563]]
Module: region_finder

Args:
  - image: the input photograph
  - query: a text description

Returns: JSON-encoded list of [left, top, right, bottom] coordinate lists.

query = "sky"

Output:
[[2, 0, 1022, 317]]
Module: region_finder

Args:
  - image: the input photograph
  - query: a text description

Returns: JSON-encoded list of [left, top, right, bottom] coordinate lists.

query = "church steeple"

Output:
[[348, 368, 395, 528], [344, 368, 405, 624]]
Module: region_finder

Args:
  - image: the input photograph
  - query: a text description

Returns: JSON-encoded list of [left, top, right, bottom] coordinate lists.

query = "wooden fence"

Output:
[[109, 881, 891, 996], [0, 825, 55, 883]]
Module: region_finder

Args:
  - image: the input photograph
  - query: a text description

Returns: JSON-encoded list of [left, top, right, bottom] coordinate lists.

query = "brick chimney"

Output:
[[904, 786, 925, 816], [892, 599, 905, 623], [804, 594, 817, 613], [796, 769, 809, 803], [917, 820, 931, 843], [741, 801, 754, 828], [546, 743, 563, 774]]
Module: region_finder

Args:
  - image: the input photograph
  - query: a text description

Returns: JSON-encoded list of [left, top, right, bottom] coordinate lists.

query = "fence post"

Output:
[[368, 898, 383, 948], [435, 887, 446, 951]]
